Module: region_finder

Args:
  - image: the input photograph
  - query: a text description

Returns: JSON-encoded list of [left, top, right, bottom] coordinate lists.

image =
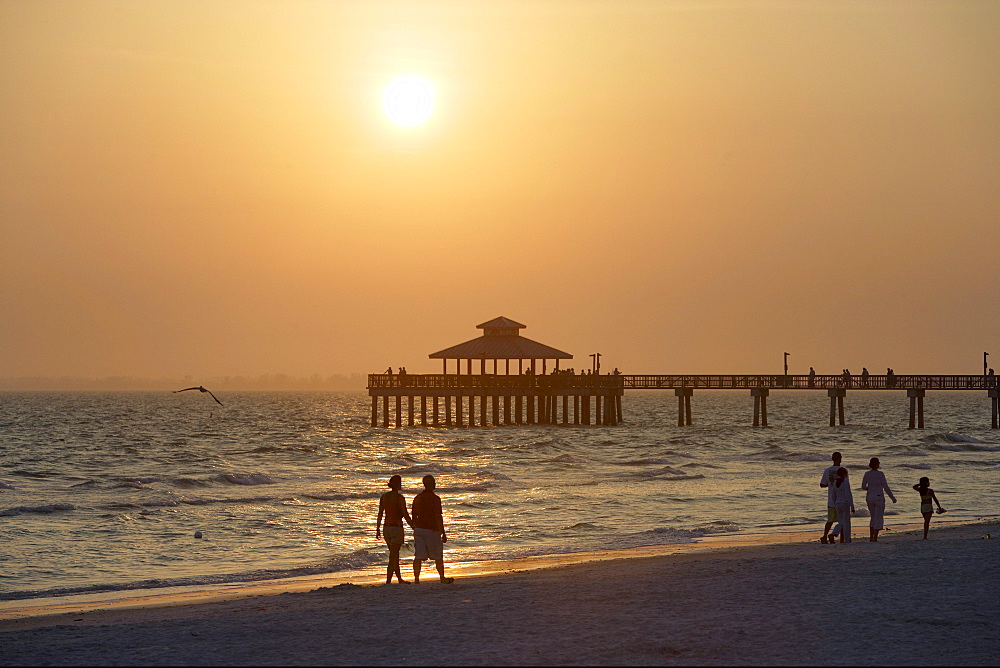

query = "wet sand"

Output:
[[1, 519, 997, 665]]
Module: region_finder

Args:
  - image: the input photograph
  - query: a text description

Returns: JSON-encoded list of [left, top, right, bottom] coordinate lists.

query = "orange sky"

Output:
[[2, 0, 998, 382]]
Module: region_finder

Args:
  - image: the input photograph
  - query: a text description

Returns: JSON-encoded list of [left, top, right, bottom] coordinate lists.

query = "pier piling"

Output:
[[675, 388, 693, 426], [991, 389, 999, 429], [907, 389, 926, 429], [751, 388, 769, 427], [828, 389, 846, 426]]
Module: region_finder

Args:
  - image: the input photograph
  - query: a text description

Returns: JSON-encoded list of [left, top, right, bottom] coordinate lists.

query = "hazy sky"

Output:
[[2, 0, 997, 381]]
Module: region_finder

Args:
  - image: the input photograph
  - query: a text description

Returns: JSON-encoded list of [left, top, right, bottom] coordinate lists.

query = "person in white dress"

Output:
[[861, 457, 896, 542], [828, 467, 855, 543]]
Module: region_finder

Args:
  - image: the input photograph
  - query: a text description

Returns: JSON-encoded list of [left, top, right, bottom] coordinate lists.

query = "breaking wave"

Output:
[[0, 548, 386, 602], [211, 473, 277, 486], [1, 503, 75, 517]]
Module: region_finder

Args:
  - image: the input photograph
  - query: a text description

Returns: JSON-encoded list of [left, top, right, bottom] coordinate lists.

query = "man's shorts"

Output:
[[413, 527, 444, 561], [827, 506, 839, 522], [383, 524, 404, 547]]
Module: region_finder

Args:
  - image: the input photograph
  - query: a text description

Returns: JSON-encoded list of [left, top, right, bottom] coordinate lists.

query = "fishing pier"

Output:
[[623, 374, 1000, 429], [368, 317, 623, 428], [367, 317, 999, 429]]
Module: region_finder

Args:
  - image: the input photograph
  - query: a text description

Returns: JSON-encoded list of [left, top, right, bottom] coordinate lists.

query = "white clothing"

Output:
[[830, 502, 853, 542], [830, 478, 853, 507], [867, 496, 886, 531], [828, 479, 854, 542], [821, 465, 846, 507], [862, 469, 895, 532], [861, 469, 895, 502]]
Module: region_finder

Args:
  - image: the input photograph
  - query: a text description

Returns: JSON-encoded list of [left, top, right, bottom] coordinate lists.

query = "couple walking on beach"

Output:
[[375, 474, 455, 585], [820, 451, 945, 543]]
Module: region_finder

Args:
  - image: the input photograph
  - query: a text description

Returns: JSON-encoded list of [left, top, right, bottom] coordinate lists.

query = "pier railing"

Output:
[[368, 373, 624, 390], [621, 374, 998, 390], [369, 373, 998, 391]]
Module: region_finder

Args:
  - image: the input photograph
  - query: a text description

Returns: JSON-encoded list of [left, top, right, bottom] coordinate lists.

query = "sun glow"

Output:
[[383, 75, 435, 127]]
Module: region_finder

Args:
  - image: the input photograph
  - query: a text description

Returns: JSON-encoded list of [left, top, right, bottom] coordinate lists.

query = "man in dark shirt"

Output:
[[411, 475, 454, 584]]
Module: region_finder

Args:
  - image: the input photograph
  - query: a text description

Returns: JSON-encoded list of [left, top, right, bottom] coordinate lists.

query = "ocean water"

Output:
[[1, 389, 998, 601]]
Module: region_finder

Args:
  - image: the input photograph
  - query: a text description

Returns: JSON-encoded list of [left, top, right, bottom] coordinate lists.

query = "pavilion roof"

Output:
[[429, 335, 572, 360]]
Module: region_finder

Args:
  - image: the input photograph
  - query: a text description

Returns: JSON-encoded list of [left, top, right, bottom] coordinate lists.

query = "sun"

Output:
[[383, 75, 435, 127]]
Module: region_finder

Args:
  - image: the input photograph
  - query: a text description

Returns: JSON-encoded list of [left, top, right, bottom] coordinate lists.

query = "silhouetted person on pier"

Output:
[[843, 369, 852, 387], [861, 368, 870, 387], [820, 452, 845, 544], [861, 457, 896, 542], [376, 475, 412, 584], [411, 475, 454, 584], [385, 367, 393, 375], [887, 368, 895, 388], [989, 369, 996, 387], [914, 477, 945, 539], [808, 367, 816, 387]]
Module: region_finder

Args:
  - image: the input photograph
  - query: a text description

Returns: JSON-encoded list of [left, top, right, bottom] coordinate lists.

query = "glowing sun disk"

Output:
[[383, 75, 435, 127]]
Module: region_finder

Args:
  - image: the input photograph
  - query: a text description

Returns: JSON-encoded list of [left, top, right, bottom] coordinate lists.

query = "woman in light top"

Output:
[[829, 467, 855, 543], [861, 457, 896, 542]]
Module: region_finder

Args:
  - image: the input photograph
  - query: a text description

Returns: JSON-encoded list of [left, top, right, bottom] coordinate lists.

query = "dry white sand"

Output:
[[1, 520, 997, 666]]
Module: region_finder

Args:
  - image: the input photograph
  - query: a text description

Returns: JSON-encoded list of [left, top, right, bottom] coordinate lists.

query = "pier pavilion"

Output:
[[367, 317, 624, 427]]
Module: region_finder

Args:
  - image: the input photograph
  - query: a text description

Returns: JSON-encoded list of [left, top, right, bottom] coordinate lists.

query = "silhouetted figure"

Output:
[[861, 367, 870, 387], [385, 367, 393, 375], [376, 474, 413, 584], [861, 457, 896, 542], [411, 475, 454, 584], [913, 477, 945, 539], [819, 451, 844, 544], [843, 369, 852, 387], [989, 368, 996, 387], [173, 386, 223, 406], [886, 368, 895, 388], [808, 367, 816, 387], [829, 467, 855, 543]]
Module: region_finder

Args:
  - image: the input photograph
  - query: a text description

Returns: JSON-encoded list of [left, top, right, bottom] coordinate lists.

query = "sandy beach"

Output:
[[1, 520, 996, 666]]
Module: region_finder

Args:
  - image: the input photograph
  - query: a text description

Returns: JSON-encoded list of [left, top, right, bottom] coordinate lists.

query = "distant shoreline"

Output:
[[0, 376, 368, 392]]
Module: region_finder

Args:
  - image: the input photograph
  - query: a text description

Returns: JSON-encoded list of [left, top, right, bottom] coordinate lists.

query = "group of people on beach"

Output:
[[375, 474, 454, 585], [373, 452, 948, 583], [820, 451, 945, 544]]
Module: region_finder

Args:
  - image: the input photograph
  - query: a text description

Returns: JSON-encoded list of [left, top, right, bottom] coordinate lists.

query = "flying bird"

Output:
[[173, 386, 223, 406]]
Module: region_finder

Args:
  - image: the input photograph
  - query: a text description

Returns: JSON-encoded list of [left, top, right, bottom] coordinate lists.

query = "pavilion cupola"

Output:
[[478, 316, 526, 337]]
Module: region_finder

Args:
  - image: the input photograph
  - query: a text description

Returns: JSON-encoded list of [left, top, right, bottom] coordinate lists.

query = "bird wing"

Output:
[[173, 387, 202, 393], [205, 389, 223, 406]]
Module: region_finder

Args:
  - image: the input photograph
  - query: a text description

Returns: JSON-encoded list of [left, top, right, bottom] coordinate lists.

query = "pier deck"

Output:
[[622, 374, 998, 391], [367, 373, 999, 428]]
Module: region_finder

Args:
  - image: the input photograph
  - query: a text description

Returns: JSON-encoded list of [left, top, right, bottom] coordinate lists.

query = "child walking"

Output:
[[912, 476, 945, 539]]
